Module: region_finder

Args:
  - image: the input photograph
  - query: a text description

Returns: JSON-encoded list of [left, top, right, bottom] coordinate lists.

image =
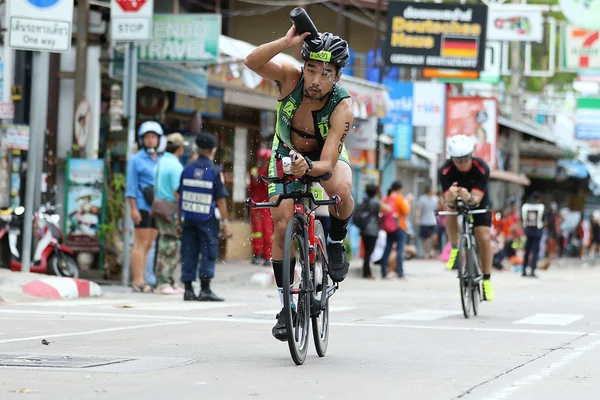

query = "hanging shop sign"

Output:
[[384, 2, 488, 71], [486, 5, 543, 42], [173, 86, 224, 119], [562, 25, 600, 70], [138, 14, 221, 62]]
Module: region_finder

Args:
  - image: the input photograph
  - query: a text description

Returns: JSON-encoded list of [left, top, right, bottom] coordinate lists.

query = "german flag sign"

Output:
[[384, 2, 488, 71]]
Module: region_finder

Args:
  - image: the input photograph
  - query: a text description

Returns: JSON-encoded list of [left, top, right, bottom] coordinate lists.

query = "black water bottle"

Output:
[[290, 7, 323, 51]]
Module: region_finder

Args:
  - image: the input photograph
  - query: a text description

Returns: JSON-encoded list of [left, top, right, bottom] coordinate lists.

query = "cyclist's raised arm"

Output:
[[244, 25, 309, 95], [469, 159, 490, 205], [438, 167, 458, 207], [307, 98, 354, 176]]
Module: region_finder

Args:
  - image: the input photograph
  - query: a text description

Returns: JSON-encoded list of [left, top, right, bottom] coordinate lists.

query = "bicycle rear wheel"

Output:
[[311, 220, 330, 357], [283, 215, 311, 365], [458, 235, 472, 319]]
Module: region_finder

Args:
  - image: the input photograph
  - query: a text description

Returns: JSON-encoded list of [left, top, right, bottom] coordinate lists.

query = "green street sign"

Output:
[[138, 14, 221, 62]]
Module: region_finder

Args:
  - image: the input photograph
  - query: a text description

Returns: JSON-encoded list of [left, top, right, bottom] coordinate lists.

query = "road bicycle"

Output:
[[246, 155, 342, 365], [438, 198, 489, 319]]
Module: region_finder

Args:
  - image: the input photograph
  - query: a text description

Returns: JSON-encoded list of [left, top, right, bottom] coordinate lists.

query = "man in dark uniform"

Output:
[[179, 133, 230, 301]]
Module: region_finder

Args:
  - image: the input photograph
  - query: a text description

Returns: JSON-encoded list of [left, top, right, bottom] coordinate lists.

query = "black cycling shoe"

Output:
[[327, 242, 349, 283], [272, 307, 296, 341]]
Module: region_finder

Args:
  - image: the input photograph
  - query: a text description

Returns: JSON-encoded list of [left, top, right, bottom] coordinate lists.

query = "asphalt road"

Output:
[[0, 259, 599, 400]]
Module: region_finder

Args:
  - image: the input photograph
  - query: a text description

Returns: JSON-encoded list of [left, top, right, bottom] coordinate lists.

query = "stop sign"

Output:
[[115, 0, 147, 12]]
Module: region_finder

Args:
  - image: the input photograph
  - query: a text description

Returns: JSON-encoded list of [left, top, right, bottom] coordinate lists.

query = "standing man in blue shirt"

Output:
[[155, 133, 186, 294], [179, 133, 230, 301], [126, 121, 163, 292]]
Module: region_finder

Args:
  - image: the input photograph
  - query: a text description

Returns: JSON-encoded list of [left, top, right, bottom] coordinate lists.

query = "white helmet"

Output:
[[447, 134, 474, 158]]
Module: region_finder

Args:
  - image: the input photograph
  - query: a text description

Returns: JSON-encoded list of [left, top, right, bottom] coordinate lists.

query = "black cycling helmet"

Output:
[[301, 32, 349, 69]]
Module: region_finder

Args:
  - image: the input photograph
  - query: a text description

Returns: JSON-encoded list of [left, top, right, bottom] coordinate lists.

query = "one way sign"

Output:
[[111, 0, 154, 42]]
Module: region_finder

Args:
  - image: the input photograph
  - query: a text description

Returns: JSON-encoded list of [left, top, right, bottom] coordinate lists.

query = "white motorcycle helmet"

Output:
[[446, 134, 474, 158], [138, 121, 164, 153]]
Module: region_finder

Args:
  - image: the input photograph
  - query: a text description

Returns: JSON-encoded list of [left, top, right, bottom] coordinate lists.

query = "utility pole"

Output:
[[509, 0, 522, 198], [73, 0, 89, 157]]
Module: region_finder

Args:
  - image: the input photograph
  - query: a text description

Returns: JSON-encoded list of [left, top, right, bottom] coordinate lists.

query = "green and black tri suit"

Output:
[[268, 75, 351, 198]]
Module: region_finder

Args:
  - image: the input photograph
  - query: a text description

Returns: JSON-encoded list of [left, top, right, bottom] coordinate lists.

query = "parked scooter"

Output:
[[0, 203, 79, 278]]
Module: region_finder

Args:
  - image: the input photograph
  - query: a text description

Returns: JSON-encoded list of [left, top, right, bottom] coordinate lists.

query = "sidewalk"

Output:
[[0, 269, 102, 303]]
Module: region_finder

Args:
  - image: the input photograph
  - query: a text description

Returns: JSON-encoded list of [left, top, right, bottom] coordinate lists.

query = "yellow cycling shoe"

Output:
[[482, 279, 495, 301], [446, 247, 459, 270]]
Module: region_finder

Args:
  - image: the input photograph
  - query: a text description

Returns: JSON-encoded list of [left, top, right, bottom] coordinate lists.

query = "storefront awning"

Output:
[[490, 170, 531, 186], [110, 50, 208, 99], [498, 116, 556, 144], [557, 159, 589, 179]]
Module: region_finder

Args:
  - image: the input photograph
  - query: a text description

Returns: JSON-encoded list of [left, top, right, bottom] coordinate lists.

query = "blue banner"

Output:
[[381, 80, 413, 159]]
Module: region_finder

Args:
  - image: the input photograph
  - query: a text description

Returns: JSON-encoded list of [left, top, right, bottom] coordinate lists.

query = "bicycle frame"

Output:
[[246, 172, 342, 306], [438, 198, 489, 317]]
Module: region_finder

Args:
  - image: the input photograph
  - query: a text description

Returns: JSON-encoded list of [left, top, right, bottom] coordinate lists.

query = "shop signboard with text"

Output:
[[173, 87, 224, 118], [575, 97, 600, 140], [412, 82, 446, 127], [138, 14, 221, 62], [446, 97, 498, 169], [562, 25, 600, 70], [384, 2, 488, 71]]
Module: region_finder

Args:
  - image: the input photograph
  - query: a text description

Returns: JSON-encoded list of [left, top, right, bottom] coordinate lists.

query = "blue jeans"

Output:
[[381, 228, 406, 277], [180, 218, 220, 282]]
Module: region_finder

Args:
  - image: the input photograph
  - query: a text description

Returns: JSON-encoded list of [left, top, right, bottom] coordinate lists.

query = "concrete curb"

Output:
[[22, 277, 102, 299], [0, 270, 102, 301]]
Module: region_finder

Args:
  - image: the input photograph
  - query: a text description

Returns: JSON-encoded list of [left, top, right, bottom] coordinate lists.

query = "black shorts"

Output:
[[135, 210, 157, 229], [471, 203, 492, 228], [419, 225, 436, 239]]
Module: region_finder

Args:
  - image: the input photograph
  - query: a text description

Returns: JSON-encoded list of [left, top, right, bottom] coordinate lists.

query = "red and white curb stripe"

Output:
[[22, 277, 102, 299]]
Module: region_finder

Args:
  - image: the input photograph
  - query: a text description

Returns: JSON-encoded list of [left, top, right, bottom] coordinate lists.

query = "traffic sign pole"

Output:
[[110, 0, 152, 285], [121, 42, 138, 286], [21, 52, 50, 274]]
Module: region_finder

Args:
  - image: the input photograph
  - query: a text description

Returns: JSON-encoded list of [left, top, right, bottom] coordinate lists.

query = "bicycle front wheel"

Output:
[[311, 220, 330, 357], [283, 215, 311, 365], [471, 241, 482, 316], [458, 235, 472, 319]]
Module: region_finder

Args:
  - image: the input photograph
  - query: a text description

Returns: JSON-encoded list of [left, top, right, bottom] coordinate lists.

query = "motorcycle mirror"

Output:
[[14, 206, 25, 216]]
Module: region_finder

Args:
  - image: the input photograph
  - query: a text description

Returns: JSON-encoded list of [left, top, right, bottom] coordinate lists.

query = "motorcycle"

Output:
[[0, 203, 79, 278]]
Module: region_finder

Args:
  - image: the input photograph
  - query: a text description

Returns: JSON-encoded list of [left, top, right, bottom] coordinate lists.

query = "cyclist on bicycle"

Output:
[[438, 135, 495, 301], [245, 26, 355, 340]]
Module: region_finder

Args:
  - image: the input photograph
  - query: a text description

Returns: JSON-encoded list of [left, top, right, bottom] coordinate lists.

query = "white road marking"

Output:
[[380, 309, 462, 321], [12, 299, 135, 307], [0, 321, 190, 344], [101, 302, 248, 311], [0, 309, 593, 336], [486, 338, 600, 400], [514, 313, 584, 326], [252, 306, 356, 315]]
